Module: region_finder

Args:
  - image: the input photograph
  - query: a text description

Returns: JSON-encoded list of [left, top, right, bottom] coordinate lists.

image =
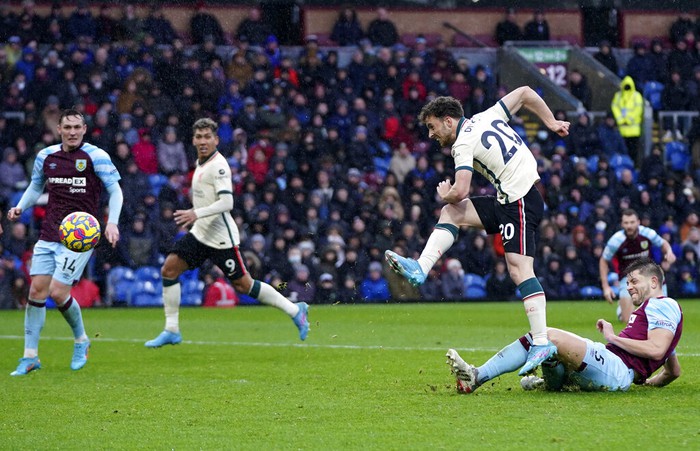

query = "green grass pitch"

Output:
[[1, 300, 698, 449]]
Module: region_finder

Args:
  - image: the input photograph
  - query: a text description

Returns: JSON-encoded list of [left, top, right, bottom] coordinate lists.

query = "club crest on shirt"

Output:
[[641, 241, 648, 250], [75, 159, 87, 172]]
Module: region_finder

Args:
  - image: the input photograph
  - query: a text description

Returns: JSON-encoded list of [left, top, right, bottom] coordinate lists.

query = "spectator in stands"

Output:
[[648, 38, 669, 83], [118, 213, 159, 269], [568, 70, 592, 110], [190, 2, 224, 45], [118, 4, 143, 42], [367, 7, 399, 48], [0, 5, 17, 43], [670, 12, 695, 45], [597, 111, 629, 156], [668, 36, 696, 82], [662, 70, 692, 140], [626, 43, 655, 89], [593, 40, 619, 76], [144, 5, 177, 45], [360, 261, 391, 302], [157, 127, 188, 176], [235, 7, 272, 46], [485, 259, 516, 300], [331, 7, 364, 46], [569, 112, 600, 157], [523, 9, 550, 41], [495, 7, 522, 46], [611, 76, 644, 163], [441, 258, 465, 300], [67, 2, 96, 41], [0, 148, 28, 205]]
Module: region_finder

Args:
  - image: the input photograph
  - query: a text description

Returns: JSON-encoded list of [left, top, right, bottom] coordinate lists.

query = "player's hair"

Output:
[[192, 118, 218, 134], [418, 96, 464, 123], [59, 108, 86, 125], [624, 257, 664, 284], [621, 208, 639, 219]]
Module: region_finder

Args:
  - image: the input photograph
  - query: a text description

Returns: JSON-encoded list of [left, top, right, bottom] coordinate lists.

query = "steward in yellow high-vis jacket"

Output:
[[611, 76, 644, 163]]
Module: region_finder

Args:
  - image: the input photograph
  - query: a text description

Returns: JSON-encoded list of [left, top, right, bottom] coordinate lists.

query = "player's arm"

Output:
[[437, 168, 472, 204], [7, 180, 44, 221], [597, 319, 674, 360], [660, 239, 676, 264], [498, 86, 569, 137], [175, 192, 234, 228], [599, 256, 615, 303], [104, 182, 123, 248], [644, 354, 681, 387]]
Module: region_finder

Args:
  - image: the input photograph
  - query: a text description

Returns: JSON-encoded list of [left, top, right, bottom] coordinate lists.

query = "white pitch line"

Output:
[[0, 335, 699, 357]]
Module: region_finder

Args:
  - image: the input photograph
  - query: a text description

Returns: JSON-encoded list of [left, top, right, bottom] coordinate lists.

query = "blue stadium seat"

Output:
[[643, 81, 664, 111], [148, 174, 169, 196], [130, 280, 163, 306], [107, 266, 135, 305], [665, 141, 690, 172], [586, 154, 599, 174], [609, 153, 634, 171], [463, 273, 487, 299], [465, 285, 487, 299], [580, 285, 603, 299], [134, 266, 161, 284], [181, 279, 204, 306]]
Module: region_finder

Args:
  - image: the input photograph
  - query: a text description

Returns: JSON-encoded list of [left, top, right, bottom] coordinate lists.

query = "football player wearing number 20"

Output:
[[385, 87, 569, 375]]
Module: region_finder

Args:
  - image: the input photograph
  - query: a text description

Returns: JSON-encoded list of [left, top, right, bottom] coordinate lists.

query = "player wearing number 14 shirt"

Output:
[[145, 118, 309, 348], [386, 87, 570, 375]]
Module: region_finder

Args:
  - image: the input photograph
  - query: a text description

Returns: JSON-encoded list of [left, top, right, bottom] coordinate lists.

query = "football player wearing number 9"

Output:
[[7, 109, 123, 376], [447, 259, 683, 393], [145, 118, 309, 348], [385, 87, 570, 375]]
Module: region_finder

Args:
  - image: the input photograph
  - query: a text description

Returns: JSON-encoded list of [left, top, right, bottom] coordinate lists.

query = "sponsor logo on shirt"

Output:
[[48, 177, 87, 193]]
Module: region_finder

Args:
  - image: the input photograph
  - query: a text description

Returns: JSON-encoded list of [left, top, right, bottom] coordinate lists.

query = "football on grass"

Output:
[[59, 212, 101, 252]]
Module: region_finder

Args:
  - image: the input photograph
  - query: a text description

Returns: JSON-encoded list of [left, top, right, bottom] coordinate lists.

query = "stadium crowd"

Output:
[[1, 3, 700, 308]]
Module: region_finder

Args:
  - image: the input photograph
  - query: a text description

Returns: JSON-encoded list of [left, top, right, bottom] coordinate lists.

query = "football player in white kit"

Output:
[[146, 118, 309, 347], [386, 87, 569, 374]]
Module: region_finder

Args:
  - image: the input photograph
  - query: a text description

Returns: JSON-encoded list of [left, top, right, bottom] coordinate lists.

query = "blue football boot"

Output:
[[518, 341, 558, 376], [384, 250, 427, 286], [71, 340, 90, 370], [145, 330, 183, 348], [293, 302, 310, 341], [10, 357, 41, 376]]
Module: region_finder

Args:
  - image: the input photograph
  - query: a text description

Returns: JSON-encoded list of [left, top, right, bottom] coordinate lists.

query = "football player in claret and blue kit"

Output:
[[7, 109, 122, 376]]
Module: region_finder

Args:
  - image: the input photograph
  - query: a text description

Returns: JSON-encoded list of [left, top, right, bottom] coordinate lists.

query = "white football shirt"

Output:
[[190, 151, 239, 248], [452, 100, 539, 204]]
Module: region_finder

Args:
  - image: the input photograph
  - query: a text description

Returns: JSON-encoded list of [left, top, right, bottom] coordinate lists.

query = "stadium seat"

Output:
[[130, 280, 163, 307], [586, 154, 599, 174], [642, 81, 664, 111], [580, 286, 603, 299], [181, 279, 204, 306], [665, 141, 690, 172], [465, 285, 487, 299], [106, 266, 135, 305], [134, 266, 161, 284], [148, 174, 169, 196], [463, 273, 487, 299], [609, 153, 634, 171]]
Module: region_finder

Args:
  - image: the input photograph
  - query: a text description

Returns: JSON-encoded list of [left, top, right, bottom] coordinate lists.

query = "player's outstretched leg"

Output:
[[292, 302, 310, 341], [518, 341, 557, 376], [384, 250, 427, 286], [11, 357, 41, 376], [145, 330, 183, 348], [445, 349, 480, 394]]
